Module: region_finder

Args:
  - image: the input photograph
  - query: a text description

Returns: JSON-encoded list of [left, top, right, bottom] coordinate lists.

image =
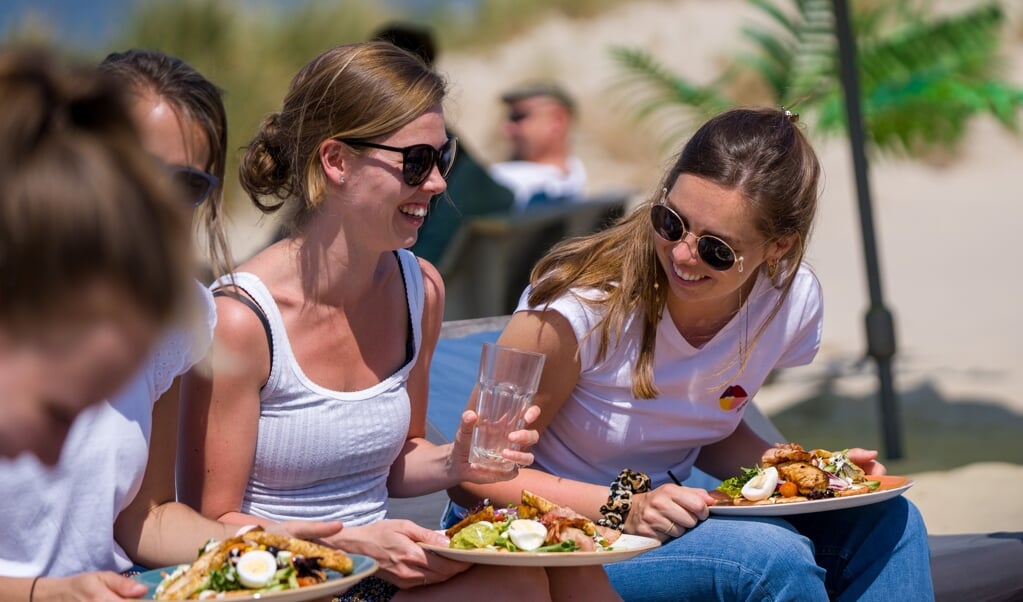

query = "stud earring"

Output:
[[338, 176, 346, 184]]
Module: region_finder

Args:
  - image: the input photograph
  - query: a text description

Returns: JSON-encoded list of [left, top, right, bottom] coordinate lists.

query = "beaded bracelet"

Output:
[[596, 468, 652, 531]]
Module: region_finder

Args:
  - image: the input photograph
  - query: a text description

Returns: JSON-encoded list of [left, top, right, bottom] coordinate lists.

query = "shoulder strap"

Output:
[[212, 289, 274, 383], [393, 250, 415, 365]]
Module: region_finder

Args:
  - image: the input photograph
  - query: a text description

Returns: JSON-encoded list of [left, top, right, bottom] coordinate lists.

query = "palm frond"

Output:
[[607, 45, 731, 146]]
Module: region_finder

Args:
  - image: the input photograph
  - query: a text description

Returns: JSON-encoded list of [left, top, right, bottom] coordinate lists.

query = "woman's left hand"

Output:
[[848, 447, 886, 476], [448, 407, 540, 483]]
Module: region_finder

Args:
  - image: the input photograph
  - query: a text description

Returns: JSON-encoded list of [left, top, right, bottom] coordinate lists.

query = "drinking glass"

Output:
[[468, 342, 545, 470]]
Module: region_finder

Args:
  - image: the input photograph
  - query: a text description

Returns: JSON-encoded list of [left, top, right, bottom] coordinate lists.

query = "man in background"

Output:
[[490, 81, 587, 209]]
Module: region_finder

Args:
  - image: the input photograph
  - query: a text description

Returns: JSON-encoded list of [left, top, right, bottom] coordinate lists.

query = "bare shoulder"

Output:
[[211, 290, 271, 354]]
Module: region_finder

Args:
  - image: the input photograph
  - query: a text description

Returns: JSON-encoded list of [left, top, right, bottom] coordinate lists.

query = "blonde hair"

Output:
[[0, 45, 193, 336], [528, 107, 820, 398], [239, 41, 446, 230]]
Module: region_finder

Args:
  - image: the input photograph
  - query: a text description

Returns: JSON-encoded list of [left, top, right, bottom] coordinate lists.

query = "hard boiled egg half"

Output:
[[741, 466, 779, 501], [507, 519, 548, 551], [235, 549, 278, 589]]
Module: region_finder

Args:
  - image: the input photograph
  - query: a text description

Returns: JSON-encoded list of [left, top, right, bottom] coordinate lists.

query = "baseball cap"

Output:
[[500, 81, 576, 114]]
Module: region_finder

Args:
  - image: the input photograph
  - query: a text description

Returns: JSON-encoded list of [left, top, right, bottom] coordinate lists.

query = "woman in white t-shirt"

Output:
[[454, 107, 934, 601]]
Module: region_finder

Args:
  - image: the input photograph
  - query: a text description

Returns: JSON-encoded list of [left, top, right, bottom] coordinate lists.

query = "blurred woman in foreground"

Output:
[[0, 47, 340, 601]]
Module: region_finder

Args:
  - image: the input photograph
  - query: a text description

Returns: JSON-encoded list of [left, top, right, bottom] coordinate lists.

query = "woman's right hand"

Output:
[[32, 573, 149, 601], [326, 520, 470, 589], [624, 484, 715, 542]]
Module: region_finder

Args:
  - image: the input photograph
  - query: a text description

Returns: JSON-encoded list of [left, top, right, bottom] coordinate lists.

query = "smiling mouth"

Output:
[[400, 205, 427, 218], [673, 264, 707, 282]]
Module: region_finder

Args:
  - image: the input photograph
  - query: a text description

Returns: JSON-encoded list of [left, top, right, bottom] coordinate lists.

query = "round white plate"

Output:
[[420, 533, 660, 566], [709, 475, 914, 516], [134, 553, 377, 601]]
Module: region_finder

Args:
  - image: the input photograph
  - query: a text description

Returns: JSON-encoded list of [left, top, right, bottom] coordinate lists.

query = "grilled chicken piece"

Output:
[[444, 505, 496, 538], [242, 531, 353, 574], [762, 443, 813, 466], [774, 461, 829, 495]]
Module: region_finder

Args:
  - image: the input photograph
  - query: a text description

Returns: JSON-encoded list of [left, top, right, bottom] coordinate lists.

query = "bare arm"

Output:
[[178, 295, 269, 525], [449, 310, 613, 513], [387, 260, 537, 498], [114, 379, 241, 567]]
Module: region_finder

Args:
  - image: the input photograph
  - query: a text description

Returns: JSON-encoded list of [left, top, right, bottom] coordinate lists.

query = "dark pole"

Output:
[[831, 0, 903, 459]]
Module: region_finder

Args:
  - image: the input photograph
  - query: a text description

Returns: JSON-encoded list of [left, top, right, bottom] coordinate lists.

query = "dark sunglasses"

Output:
[[507, 111, 530, 123], [341, 136, 457, 187], [650, 189, 743, 272], [166, 165, 219, 207]]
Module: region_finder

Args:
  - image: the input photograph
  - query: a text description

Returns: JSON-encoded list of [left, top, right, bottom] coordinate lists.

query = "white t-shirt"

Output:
[[0, 282, 216, 576], [489, 156, 587, 209], [516, 264, 822, 488]]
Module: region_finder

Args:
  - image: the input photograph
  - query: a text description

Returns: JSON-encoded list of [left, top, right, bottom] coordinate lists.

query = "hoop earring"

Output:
[[767, 261, 778, 279]]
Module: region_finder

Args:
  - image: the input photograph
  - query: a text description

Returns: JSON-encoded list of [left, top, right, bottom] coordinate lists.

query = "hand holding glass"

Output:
[[468, 343, 545, 471]]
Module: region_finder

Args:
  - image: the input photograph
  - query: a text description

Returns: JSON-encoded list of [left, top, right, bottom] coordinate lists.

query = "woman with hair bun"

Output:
[[180, 41, 620, 601]]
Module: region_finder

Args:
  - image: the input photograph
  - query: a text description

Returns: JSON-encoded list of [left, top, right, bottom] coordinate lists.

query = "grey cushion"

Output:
[[930, 532, 1023, 601]]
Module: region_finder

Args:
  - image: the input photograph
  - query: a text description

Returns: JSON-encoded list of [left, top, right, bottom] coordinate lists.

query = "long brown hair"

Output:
[[528, 107, 820, 398]]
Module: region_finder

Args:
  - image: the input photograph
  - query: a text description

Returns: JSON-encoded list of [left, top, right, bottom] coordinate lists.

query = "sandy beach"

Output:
[[226, 0, 1023, 536]]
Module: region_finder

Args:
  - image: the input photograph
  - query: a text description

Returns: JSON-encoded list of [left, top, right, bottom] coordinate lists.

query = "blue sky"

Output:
[[0, 0, 452, 50], [1, 0, 137, 49]]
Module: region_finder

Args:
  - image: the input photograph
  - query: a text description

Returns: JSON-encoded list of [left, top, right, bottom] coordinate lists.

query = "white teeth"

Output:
[[400, 205, 427, 217], [673, 265, 704, 281]]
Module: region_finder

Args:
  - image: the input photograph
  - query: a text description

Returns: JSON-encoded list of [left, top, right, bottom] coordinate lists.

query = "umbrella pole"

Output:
[[831, 0, 903, 459]]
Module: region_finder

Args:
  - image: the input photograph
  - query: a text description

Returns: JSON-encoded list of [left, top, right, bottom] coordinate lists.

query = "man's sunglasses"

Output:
[[166, 165, 220, 207], [650, 189, 743, 272], [340, 136, 457, 187]]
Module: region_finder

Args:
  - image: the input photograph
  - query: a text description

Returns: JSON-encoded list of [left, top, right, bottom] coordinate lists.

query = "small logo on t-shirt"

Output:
[[718, 384, 749, 412]]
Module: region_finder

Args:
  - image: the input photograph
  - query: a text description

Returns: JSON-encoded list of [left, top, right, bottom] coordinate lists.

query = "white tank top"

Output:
[[213, 250, 422, 526]]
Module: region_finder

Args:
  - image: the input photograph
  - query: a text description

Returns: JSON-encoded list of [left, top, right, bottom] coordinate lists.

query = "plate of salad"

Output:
[[420, 490, 660, 567], [133, 528, 377, 600], [708, 443, 914, 516]]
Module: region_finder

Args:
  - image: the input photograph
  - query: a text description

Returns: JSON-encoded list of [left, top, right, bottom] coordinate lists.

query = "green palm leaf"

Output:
[[608, 0, 1023, 158]]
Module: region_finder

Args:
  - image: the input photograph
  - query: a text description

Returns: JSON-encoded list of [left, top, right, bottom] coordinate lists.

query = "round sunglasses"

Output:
[[166, 165, 220, 207], [650, 194, 742, 272], [341, 135, 457, 187]]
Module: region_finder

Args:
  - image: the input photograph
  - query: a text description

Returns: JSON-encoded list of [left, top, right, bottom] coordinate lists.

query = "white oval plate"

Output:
[[420, 533, 660, 566], [709, 475, 914, 516]]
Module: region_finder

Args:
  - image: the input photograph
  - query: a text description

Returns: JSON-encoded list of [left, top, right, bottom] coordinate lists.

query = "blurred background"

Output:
[[3, 0, 1022, 533]]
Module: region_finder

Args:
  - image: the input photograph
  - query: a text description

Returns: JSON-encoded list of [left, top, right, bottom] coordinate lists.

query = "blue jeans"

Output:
[[604, 496, 934, 601]]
